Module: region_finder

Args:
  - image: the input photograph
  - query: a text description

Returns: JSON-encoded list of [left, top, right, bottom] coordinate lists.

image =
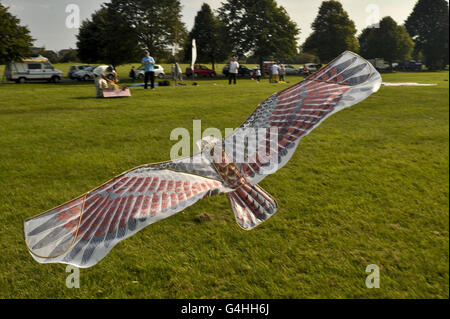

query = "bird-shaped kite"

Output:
[[23, 52, 382, 268]]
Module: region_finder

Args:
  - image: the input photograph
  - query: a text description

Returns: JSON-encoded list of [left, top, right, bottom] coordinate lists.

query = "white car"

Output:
[[283, 65, 300, 75], [73, 66, 98, 81], [136, 65, 165, 79], [4, 56, 63, 83]]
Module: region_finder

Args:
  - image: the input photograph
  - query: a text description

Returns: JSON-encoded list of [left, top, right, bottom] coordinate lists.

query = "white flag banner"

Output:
[[191, 39, 197, 71]]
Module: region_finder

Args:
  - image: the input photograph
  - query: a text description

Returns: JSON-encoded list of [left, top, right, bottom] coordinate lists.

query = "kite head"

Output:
[[196, 136, 223, 161]]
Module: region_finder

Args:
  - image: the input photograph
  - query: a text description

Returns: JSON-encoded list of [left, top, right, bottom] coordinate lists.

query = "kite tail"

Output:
[[227, 183, 278, 230]]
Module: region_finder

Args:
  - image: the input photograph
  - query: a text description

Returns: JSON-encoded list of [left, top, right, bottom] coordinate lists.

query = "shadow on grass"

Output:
[[0, 104, 121, 115]]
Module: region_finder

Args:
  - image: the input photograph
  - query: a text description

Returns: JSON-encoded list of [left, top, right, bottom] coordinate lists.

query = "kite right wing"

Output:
[[225, 51, 382, 185]]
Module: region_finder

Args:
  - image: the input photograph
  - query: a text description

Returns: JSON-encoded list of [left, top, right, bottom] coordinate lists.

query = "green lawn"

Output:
[[0, 71, 448, 298]]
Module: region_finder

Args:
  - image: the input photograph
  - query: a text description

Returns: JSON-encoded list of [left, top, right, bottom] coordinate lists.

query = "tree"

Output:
[[302, 1, 359, 62], [405, 0, 449, 70], [77, 7, 140, 66], [218, 0, 300, 70], [40, 50, 59, 63], [184, 3, 230, 70], [58, 49, 80, 63], [106, 0, 187, 58], [0, 3, 34, 64], [359, 17, 414, 64]]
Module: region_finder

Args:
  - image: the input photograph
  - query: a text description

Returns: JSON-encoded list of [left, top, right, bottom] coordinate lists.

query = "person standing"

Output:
[[175, 62, 183, 83], [271, 63, 280, 83], [228, 56, 239, 85], [142, 50, 156, 90], [93, 65, 117, 98], [279, 64, 286, 82], [255, 66, 261, 83]]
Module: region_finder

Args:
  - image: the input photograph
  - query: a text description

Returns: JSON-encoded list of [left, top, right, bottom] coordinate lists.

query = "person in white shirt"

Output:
[[228, 56, 239, 85], [93, 65, 117, 98], [254, 66, 261, 83], [271, 63, 280, 83]]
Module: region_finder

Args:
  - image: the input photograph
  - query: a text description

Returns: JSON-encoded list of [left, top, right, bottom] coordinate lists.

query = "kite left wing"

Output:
[[24, 164, 224, 268]]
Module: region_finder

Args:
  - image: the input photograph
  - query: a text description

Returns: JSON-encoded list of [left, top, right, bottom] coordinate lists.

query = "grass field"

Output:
[[0, 71, 448, 298]]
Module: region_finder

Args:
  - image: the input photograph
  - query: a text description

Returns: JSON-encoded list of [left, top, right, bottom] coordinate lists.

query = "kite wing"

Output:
[[225, 51, 382, 185], [24, 155, 224, 268]]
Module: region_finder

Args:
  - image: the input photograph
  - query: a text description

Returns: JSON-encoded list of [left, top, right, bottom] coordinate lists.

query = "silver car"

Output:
[[136, 65, 165, 79], [73, 66, 98, 81]]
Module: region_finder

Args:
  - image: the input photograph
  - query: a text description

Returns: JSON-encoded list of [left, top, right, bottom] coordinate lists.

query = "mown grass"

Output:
[[0, 71, 448, 298]]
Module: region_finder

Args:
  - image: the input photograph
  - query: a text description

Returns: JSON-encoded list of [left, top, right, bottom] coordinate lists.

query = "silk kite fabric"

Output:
[[23, 51, 382, 268]]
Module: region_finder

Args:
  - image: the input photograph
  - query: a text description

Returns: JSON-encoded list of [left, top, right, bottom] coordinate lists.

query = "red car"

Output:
[[186, 64, 217, 77]]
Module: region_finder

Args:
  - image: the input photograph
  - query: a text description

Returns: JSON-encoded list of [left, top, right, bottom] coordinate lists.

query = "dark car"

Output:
[[185, 64, 217, 77], [397, 60, 422, 71], [222, 64, 253, 76]]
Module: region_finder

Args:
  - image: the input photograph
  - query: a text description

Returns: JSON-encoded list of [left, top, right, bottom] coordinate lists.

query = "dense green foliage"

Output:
[[77, 7, 140, 66], [218, 0, 299, 67], [184, 3, 230, 70], [106, 0, 187, 58], [0, 3, 33, 64], [359, 17, 415, 64], [302, 1, 359, 62], [405, 0, 449, 69]]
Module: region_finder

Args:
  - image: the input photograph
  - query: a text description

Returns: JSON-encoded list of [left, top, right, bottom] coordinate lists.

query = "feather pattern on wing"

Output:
[[24, 165, 224, 268], [225, 51, 382, 185]]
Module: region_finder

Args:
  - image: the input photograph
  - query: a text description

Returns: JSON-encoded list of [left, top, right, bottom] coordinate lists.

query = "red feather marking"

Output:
[[140, 197, 151, 216], [119, 196, 134, 227], [115, 177, 137, 194], [170, 193, 178, 207], [148, 177, 160, 191], [137, 178, 152, 193], [108, 197, 127, 233], [157, 180, 167, 191], [95, 197, 121, 237], [130, 195, 144, 219]]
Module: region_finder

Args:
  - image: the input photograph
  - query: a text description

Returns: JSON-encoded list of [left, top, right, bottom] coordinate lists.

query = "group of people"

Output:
[[93, 51, 295, 97], [93, 50, 157, 97], [267, 63, 286, 83], [227, 57, 288, 85]]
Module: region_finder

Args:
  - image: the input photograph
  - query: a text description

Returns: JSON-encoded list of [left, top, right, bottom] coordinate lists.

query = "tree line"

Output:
[[1, 0, 448, 70]]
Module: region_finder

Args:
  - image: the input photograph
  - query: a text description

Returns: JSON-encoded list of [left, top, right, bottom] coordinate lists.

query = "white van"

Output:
[[3, 56, 63, 83]]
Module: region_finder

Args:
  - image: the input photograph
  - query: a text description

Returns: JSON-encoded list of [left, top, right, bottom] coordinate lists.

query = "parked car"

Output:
[[283, 64, 300, 75], [3, 56, 63, 83], [299, 63, 322, 76], [68, 65, 92, 79], [222, 64, 253, 76], [136, 65, 166, 79], [397, 60, 423, 71], [368, 58, 391, 71], [186, 64, 217, 77], [72, 66, 98, 81]]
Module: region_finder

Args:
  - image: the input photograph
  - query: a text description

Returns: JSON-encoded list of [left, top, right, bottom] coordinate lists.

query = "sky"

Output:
[[0, 0, 427, 52]]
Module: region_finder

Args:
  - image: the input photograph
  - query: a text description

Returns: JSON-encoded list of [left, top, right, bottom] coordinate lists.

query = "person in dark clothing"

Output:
[[129, 66, 136, 82]]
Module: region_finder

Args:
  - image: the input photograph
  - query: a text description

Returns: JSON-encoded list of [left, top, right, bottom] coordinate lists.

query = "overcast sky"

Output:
[[0, 0, 427, 52]]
